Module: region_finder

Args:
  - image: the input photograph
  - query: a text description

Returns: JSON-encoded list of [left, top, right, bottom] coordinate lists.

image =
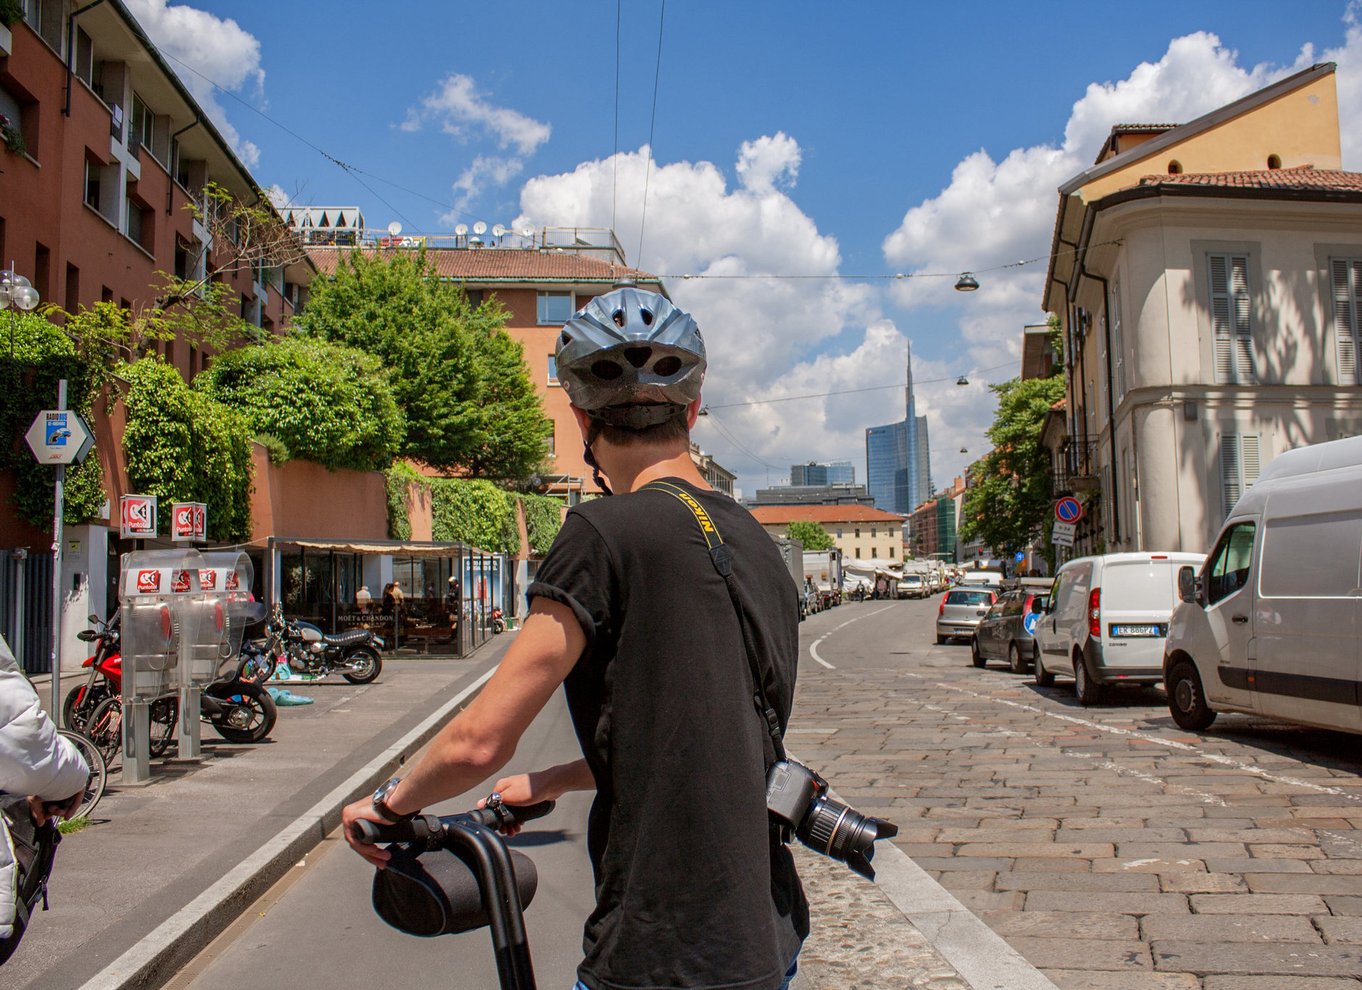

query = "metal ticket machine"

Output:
[[118, 548, 205, 783]]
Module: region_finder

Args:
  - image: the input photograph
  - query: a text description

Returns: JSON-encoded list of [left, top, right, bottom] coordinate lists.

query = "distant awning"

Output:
[[267, 537, 498, 557]]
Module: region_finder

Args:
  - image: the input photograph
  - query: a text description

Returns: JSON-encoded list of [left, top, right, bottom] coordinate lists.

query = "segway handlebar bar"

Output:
[[354, 800, 555, 848]]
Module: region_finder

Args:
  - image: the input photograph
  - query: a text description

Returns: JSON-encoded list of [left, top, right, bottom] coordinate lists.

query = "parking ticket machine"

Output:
[[119, 548, 205, 783], [180, 552, 257, 757]]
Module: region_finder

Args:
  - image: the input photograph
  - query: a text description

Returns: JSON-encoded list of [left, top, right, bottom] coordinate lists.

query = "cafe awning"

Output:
[[267, 537, 498, 557]]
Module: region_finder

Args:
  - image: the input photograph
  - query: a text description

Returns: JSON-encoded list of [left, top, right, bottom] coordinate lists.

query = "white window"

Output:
[[1208, 253, 1256, 384], [537, 292, 573, 325], [1330, 258, 1362, 385], [1219, 432, 1261, 519], [546, 355, 559, 386]]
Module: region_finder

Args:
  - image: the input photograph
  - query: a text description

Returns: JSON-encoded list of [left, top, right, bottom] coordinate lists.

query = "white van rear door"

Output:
[[1099, 559, 1180, 671]]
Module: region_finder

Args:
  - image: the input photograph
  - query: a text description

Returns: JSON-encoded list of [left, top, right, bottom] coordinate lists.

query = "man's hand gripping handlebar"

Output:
[[352, 799, 556, 851]]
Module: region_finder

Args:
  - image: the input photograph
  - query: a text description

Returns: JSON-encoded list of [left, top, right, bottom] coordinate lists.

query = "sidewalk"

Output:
[[12, 639, 1055, 990]]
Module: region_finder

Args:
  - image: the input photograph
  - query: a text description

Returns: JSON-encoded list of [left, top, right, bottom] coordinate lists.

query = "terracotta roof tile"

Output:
[[1137, 165, 1362, 191], [748, 505, 906, 525], [307, 246, 659, 283]]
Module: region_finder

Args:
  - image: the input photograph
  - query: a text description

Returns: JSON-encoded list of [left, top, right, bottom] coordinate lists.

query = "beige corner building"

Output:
[[1043, 62, 1362, 555]]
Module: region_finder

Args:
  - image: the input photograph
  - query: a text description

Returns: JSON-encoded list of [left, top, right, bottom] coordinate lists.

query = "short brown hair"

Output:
[[594, 415, 690, 448]]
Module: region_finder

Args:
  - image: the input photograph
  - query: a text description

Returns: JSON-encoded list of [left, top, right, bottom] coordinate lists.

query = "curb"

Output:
[[75, 664, 499, 990]]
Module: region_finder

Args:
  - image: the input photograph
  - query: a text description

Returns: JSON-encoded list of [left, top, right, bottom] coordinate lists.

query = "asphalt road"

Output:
[[160, 595, 1362, 988]]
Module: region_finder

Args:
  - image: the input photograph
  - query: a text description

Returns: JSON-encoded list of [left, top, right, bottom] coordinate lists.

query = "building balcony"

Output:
[[1053, 440, 1099, 494]]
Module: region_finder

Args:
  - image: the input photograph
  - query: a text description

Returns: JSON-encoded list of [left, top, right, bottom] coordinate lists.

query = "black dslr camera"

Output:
[[765, 759, 897, 880]]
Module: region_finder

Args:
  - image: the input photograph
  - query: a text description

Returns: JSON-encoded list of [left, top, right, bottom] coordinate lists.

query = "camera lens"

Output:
[[797, 797, 898, 881]]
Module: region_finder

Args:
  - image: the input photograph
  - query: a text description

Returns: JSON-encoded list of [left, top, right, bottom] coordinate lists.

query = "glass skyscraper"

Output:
[[790, 461, 855, 486], [865, 343, 932, 514]]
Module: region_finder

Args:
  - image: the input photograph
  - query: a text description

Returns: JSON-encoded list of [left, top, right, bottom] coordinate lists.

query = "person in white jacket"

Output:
[[0, 634, 88, 941]]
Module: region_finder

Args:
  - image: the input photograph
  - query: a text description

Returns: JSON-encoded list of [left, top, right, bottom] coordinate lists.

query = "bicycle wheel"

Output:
[[149, 697, 177, 757], [86, 696, 124, 765], [57, 729, 107, 819]]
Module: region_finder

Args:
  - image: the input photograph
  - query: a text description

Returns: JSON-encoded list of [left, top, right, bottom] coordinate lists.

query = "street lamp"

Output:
[[954, 273, 979, 292], [1, 265, 41, 359]]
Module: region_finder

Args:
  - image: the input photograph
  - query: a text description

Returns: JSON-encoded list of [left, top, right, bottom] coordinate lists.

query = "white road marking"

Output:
[[807, 604, 896, 669]]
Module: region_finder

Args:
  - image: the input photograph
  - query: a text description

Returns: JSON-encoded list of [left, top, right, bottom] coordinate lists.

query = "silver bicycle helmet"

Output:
[[556, 287, 706, 416]]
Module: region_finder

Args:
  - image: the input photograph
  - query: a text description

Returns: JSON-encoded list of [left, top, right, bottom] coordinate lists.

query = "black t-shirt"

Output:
[[527, 479, 808, 990]]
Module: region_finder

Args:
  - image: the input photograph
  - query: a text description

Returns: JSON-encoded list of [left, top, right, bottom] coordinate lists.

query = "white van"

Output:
[[958, 570, 1003, 590], [1163, 435, 1362, 735], [1032, 551, 1206, 705]]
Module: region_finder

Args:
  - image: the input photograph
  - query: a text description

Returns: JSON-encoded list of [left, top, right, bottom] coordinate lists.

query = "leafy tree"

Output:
[[786, 520, 835, 551], [294, 250, 550, 481], [958, 372, 1066, 566], [195, 336, 404, 472]]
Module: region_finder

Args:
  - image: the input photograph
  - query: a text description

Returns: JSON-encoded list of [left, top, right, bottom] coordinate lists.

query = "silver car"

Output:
[[935, 588, 997, 644]]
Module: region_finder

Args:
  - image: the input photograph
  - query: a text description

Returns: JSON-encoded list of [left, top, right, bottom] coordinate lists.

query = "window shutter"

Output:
[[1241, 434, 1260, 490], [1220, 433, 1241, 518], [1229, 256, 1256, 384], [1209, 255, 1234, 383], [1334, 258, 1360, 386]]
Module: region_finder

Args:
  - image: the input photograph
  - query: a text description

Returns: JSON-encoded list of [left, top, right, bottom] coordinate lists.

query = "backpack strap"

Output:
[[640, 481, 787, 764]]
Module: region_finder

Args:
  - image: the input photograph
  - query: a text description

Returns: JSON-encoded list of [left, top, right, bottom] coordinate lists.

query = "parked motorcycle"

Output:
[[490, 606, 506, 635], [74, 605, 278, 761], [268, 603, 383, 684]]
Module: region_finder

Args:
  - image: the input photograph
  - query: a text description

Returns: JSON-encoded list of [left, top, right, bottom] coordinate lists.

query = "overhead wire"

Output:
[[702, 362, 1019, 411], [636, 0, 666, 265]]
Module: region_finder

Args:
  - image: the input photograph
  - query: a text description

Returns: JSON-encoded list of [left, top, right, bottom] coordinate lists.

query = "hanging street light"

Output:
[[956, 375, 969, 386], [1, 266, 41, 359], [954, 273, 979, 292]]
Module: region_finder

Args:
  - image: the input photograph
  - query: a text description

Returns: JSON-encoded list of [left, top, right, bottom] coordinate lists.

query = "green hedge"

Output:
[[384, 462, 426, 541], [119, 358, 254, 541], [430, 478, 519, 552], [0, 313, 107, 526], [521, 493, 564, 555]]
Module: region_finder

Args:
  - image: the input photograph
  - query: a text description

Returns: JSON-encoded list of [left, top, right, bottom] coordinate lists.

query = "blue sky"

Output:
[[127, 1, 1362, 497]]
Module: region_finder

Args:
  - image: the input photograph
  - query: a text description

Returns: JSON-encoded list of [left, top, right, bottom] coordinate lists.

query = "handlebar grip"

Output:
[[353, 814, 441, 846], [470, 800, 555, 830]]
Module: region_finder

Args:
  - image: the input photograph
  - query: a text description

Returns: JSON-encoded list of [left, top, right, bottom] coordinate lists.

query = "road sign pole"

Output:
[[49, 380, 66, 719]]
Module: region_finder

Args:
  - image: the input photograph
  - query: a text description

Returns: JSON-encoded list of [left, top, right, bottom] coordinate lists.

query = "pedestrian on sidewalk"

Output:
[[1, 635, 89, 951], [344, 287, 807, 990]]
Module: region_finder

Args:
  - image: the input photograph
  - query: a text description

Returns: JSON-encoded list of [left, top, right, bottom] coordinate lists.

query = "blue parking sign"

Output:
[[1024, 612, 1039, 635]]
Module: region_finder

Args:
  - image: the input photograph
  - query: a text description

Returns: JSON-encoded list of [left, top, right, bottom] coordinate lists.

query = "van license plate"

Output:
[[1110, 624, 1163, 637]]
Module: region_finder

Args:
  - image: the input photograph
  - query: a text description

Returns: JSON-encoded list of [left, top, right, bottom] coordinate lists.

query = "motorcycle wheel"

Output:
[[238, 651, 278, 685], [491, 619, 506, 634], [63, 683, 109, 732], [207, 681, 277, 744], [342, 646, 382, 685], [86, 696, 124, 764]]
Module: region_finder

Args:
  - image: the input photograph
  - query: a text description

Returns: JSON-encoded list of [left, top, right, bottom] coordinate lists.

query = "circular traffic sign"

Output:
[[1055, 496, 1083, 524]]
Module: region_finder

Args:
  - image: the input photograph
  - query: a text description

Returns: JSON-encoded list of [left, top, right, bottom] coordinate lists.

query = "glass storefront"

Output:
[[273, 540, 509, 657]]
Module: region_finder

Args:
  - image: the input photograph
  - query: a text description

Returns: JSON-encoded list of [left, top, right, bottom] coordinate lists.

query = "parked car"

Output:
[[897, 574, 929, 599], [1164, 434, 1362, 736], [1032, 551, 1206, 705], [957, 570, 1004, 591], [936, 588, 997, 644], [972, 585, 1049, 672]]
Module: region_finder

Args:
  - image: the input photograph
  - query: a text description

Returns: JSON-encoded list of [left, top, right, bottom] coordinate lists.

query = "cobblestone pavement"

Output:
[[788, 599, 1362, 990]]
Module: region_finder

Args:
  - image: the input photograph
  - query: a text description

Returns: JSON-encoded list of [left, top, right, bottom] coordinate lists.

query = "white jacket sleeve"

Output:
[[0, 637, 89, 802]]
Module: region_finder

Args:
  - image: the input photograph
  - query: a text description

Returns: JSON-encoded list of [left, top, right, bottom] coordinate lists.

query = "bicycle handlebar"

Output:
[[354, 800, 555, 846]]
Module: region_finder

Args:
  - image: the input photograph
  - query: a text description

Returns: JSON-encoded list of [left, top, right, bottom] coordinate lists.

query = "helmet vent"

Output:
[[560, 331, 573, 345], [623, 347, 652, 369], [640, 308, 654, 326], [591, 359, 624, 380], [612, 309, 626, 328], [653, 355, 682, 376]]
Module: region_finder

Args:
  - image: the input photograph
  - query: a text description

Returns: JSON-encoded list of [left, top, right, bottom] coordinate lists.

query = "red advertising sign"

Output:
[[136, 569, 161, 593], [171, 570, 191, 593], [198, 568, 217, 591], [120, 495, 157, 539], [171, 502, 208, 542], [225, 571, 240, 591]]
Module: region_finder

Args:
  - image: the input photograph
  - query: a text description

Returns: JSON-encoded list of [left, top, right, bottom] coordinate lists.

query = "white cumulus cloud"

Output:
[[123, 0, 265, 168]]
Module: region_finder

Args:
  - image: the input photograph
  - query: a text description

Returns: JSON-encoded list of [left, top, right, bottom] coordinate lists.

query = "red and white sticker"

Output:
[[136, 569, 161, 594]]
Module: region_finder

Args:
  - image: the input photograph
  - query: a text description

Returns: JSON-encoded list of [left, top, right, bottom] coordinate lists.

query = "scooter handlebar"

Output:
[[354, 800, 555, 846]]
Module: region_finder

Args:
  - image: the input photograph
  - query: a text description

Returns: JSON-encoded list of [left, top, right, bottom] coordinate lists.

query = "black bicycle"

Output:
[[355, 799, 553, 990]]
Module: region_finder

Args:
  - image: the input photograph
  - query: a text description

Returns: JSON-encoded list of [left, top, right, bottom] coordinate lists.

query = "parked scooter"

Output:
[[268, 603, 384, 684], [490, 606, 506, 635]]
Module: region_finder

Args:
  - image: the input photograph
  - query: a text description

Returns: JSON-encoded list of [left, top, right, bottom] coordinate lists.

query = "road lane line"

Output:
[[935, 681, 1362, 802], [807, 604, 896, 670]]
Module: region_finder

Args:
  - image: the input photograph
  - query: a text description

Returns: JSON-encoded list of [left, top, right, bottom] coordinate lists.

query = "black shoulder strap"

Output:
[[640, 481, 786, 764]]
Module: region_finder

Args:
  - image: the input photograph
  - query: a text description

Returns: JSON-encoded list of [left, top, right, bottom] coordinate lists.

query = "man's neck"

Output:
[[599, 447, 711, 495]]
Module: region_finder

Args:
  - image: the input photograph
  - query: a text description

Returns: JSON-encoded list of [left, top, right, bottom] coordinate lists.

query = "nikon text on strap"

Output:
[[639, 481, 787, 764]]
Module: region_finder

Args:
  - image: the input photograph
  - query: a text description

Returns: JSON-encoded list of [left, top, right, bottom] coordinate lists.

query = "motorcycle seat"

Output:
[[323, 629, 373, 647]]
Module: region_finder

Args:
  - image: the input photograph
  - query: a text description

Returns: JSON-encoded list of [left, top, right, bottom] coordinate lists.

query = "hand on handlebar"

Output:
[[342, 796, 406, 869]]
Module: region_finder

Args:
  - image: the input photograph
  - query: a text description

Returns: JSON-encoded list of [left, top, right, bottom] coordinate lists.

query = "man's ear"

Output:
[[685, 395, 703, 429], [570, 404, 594, 440]]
